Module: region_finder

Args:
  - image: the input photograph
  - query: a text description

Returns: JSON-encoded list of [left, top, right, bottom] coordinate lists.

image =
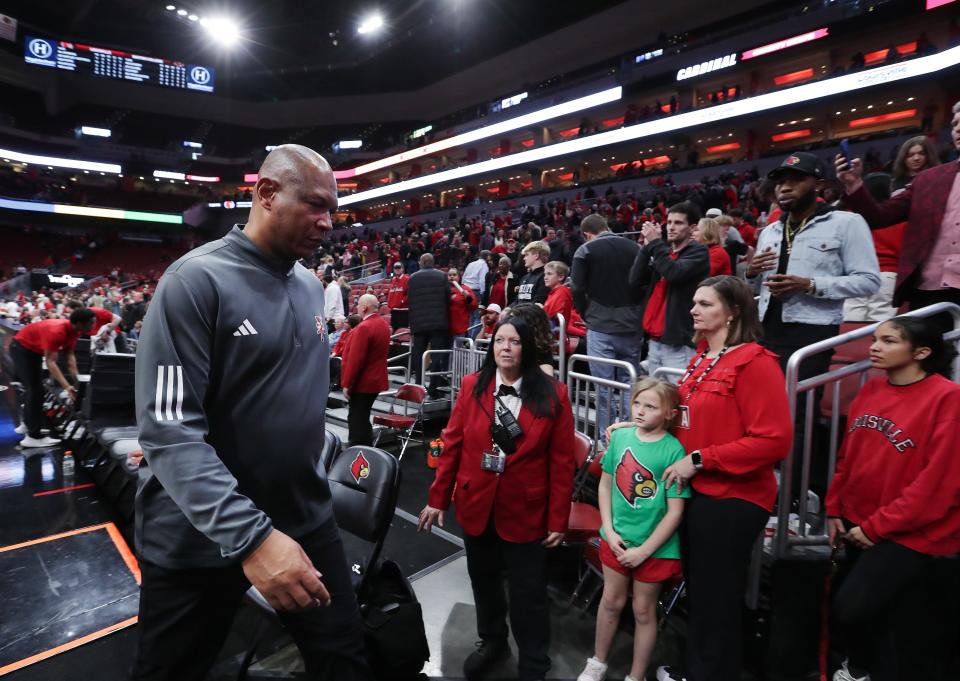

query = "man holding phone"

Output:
[[747, 152, 880, 375]]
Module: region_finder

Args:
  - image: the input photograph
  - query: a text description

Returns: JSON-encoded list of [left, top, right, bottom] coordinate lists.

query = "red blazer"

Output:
[[427, 372, 576, 542], [340, 314, 391, 394], [844, 160, 959, 305]]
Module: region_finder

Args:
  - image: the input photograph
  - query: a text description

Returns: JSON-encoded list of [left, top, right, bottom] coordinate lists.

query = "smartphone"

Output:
[[839, 139, 851, 169]]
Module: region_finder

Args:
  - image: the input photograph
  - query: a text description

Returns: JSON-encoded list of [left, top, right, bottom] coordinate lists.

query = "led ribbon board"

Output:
[[0, 148, 121, 174], [0, 197, 183, 224], [339, 45, 960, 207], [333, 86, 623, 179]]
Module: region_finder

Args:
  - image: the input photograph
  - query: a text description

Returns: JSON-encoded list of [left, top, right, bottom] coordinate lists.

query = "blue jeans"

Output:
[[585, 329, 642, 443], [466, 309, 482, 340], [646, 340, 696, 383]]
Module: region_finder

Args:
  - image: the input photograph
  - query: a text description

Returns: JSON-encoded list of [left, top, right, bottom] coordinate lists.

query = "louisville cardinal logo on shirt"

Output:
[[350, 452, 370, 483], [615, 449, 658, 506]]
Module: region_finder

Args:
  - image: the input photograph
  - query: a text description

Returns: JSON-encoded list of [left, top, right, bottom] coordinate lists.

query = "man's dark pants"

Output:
[[131, 521, 371, 681], [9, 340, 45, 438], [410, 330, 451, 391], [347, 392, 377, 446]]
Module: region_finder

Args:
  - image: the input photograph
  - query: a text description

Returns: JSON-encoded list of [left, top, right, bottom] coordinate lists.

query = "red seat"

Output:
[[566, 431, 602, 543], [372, 383, 427, 461]]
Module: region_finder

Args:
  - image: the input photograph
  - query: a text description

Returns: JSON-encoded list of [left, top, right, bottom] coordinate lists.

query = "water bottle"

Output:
[[62, 451, 75, 480]]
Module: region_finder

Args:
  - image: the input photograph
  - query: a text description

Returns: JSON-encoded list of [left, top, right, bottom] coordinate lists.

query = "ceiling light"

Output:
[[177, 8, 187, 15], [887, 101, 893, 105], [188, 14, 199, 21], [203, 16, 240, 45], [165, 4, 176, 10], [907, 96, 915, 101], [358, 14, 384, 35]]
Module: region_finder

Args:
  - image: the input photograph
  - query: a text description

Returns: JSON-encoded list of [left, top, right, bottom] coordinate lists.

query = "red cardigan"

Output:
[[340, 314, 391, 394], [707, 244, 732, 277], [843, 160, 960, 304], [676, 343, 792, 511], [826, 374, 960, 555], [428, 372, 576, 542]]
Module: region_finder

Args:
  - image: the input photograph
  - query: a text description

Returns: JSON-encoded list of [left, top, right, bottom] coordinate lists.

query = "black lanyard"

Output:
[[679, 346, 729, 403]]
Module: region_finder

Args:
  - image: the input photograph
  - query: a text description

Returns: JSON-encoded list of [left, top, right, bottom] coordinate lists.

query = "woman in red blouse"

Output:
[[655, 275, 792, 681], [691, 218, 732, 277]]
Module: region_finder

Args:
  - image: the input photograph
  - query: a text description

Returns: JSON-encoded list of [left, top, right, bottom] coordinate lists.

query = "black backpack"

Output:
[[359, 559, 430, 680]]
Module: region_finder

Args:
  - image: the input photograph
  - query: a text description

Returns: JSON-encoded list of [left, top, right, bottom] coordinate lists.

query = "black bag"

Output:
[[360, 559, 430, 680]]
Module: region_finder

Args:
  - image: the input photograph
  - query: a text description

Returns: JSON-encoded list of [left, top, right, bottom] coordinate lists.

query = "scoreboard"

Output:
[[24, 35, 215, 93]]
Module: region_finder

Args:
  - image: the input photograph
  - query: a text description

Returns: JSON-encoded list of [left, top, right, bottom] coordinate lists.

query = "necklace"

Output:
[[783, 215, 811, 255], [679, 346, 730, 402]]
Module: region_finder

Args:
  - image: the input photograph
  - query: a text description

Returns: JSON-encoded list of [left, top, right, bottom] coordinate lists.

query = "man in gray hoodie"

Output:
[[132, 145, 370, 680]]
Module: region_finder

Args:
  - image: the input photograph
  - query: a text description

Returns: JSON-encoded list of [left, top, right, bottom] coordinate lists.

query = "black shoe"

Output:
[[463, 639, 509, 680]]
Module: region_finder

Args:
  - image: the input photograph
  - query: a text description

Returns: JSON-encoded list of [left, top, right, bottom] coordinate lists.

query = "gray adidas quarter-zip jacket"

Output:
[[134, 225, 334, 569]]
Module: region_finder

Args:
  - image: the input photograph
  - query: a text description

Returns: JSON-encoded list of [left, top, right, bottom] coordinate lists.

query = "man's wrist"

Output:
[[806, 278, 816, 295], [691, 450, 704, 470]]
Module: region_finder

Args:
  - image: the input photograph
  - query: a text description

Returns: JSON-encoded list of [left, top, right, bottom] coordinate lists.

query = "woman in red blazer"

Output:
[[419, 313, 575, 681]]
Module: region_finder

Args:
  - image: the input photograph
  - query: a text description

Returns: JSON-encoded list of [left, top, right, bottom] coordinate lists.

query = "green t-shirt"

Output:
[[599, 428, 690, 560]]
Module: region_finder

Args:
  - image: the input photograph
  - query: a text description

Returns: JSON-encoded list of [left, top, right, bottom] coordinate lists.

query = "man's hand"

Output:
[[543, 531, 565, 548], [844, 526, 876, 550], [746, 248, 777, 278], [241, 529, 330, 612], [764, 274, 812, 298], [641, 221, 662, 244], [417, 505, 444, 532], [834, 154, 864, 194], [662, 455, 698, 493], [64, 385, 77, 402], [827, 517, 846, 548]]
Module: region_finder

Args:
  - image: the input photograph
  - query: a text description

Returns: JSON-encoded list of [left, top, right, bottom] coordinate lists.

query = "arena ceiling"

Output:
[[4, 0, 783, 101]]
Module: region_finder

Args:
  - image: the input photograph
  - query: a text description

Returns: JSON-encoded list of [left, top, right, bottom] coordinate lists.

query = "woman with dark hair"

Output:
[[890, 135, 939, 193], [826, 315, 960, 681], [645, 275, 793, 681], [418, 314, 576, 681], [503, 302, 555, 375]]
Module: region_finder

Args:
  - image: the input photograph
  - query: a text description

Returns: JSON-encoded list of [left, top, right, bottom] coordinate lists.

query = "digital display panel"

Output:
[[24, 35, 214, 93]]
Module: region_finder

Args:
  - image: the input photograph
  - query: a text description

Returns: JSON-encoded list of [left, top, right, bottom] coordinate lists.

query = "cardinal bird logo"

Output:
[[350, 452, 370, 483], [615, 449, 658, 507]]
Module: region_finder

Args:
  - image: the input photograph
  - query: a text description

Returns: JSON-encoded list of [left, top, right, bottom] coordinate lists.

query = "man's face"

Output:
[[665, 213, 694, 245], [266, 163, 338, 260], [775, 171, 819, 213], [522, 250, 540, 271], [483, 310, 499, 324]]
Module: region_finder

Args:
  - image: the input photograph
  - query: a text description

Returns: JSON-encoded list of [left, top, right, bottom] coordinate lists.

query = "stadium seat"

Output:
[[320, 429, 342, 472], [565, 431, 602, 543]]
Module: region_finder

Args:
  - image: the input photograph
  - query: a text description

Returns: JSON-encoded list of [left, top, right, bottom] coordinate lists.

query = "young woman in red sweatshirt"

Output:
[[826, 315, 960, 681]]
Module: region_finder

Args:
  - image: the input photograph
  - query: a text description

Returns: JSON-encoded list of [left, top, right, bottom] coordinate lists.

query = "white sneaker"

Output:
[[577, 656, 608, 681], [14, 423, 25, 435], [20, 435, 61, 448], [833, 660, 871, 681], [656, 666, 688, 681]]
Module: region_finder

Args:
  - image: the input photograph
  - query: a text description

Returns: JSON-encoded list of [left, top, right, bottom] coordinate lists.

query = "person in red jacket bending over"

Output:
[[340, 295, 391, 446], [613, 276, 792, 681], [826, 315, 960, 681]]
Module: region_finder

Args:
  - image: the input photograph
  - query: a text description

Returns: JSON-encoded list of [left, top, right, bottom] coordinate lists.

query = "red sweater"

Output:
[[676, 343, 792, 511], [386, 274, 409, 309], [448, 284, 478, 336], [543, 285, 586, 337], [825, 375, 960, 555], [341, 314, 391, 394], [707, 244, 732, 276]]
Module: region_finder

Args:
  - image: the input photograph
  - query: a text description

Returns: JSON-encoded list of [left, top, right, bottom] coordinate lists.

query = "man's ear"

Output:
[[256, 177, 279, 210]]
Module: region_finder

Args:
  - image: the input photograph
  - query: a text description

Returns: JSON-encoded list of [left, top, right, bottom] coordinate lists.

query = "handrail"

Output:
[[775, 301, 960, 558]]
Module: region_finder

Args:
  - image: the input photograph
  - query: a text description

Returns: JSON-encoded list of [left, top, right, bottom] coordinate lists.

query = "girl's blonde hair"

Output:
[[696, 217, 724, 246], [630, 377, 680, 428]]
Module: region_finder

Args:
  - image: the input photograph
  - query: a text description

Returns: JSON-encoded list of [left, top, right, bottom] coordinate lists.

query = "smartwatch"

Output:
[[691, 450, 704, 470]]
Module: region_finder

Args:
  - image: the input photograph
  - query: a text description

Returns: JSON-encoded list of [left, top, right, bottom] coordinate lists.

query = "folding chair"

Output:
[[372, 383, 427, 460]]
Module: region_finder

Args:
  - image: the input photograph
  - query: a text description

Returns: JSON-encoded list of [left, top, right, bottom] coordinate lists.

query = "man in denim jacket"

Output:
[[747, 152, 880, 377]]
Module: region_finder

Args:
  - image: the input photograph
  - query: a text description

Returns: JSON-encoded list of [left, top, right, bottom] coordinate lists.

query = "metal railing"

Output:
[[450, 337, 487, 400], [774, 302, 960, 559], [566, 354, 638, 459]]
